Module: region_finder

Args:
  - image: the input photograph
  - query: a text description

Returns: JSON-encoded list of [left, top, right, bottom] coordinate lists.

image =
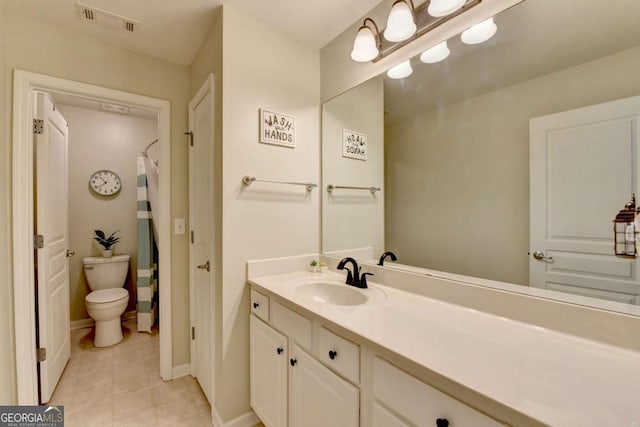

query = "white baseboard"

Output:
[[172, 364, 191, 379], [69, 310, 137, 330], [69, 318, 94, 330], [212, 407, 259, 427]]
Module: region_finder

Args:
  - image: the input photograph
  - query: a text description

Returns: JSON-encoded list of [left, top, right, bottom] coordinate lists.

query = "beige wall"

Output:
[[0, 4, 17, 405], [0, 10, 191, 402], [218, 5, 320, 421], [385, 46, 640, 285], [59, 105, 157, 321], [322, 76, 385, 255]]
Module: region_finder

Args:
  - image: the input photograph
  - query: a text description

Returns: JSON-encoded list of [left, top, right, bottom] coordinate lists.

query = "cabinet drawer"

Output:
[[250, 288, 270, 322], [373, 357, 503, 427], [318, 327, 360, 384], [271, 300, 311, 350]]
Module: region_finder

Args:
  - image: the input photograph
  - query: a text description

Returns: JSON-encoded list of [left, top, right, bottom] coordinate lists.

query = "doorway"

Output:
[[12, 70, 173, 404]]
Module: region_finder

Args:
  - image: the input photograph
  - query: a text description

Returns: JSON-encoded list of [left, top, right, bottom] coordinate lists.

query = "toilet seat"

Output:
[[86, 288, 128, 304]]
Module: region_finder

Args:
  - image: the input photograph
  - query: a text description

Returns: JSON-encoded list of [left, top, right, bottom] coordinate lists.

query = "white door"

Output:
[[289, 343, 359, 427], [35, 92, 71, 403], [189, 75, 215, 403], [530, 96, 640, 304], [250, 315, 288, 427]]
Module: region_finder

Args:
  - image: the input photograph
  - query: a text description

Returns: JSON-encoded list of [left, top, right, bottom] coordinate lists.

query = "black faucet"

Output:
[[337, 257, 373, 289], [378, 251, 397, 266]]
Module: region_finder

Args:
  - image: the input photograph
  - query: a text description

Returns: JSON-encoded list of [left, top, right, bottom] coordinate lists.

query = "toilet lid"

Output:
[[86, 288, 129, 304]]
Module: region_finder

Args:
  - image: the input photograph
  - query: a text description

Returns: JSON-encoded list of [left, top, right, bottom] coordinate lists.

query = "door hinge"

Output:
[[34, 234, 44, 249], [190, 230, 194, 244], [37, 347, 46, 362], [185, 131, 194, 146], [33, 119, 44, 135], [191, 327, 195, 340]]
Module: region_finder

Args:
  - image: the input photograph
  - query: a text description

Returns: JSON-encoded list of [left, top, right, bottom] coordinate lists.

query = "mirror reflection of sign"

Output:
[[260, 109, 295, 148], [343, 129, 367, 160]]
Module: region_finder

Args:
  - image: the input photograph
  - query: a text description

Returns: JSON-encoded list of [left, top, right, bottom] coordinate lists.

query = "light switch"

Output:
[[174, 218, 186, 235]]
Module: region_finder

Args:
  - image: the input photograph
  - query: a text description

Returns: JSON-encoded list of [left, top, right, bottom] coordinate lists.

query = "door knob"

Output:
[[197, 261, 211, 272], [66, 249, 75, 258], [532, 251, 554, 262]]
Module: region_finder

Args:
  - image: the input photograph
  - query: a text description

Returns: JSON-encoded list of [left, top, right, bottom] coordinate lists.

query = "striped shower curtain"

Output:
[[136, 158, 158, 332]]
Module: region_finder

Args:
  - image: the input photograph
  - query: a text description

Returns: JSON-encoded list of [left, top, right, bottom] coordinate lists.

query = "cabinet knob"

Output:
[[276, 347, 283, 355], [328, 350, 337, 360], [436, 418, 449, 427], [290, 358, 297, 367], [253, 302, 260, 309]]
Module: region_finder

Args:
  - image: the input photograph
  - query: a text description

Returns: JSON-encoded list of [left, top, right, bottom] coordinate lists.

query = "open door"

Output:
[[35, 92, 71, 403], [188, 75, 215, 404], [530, 96, 640, 304]]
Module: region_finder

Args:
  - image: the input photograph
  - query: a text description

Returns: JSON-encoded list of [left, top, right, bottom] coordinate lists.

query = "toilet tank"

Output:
[[83, 254, 131, 291]]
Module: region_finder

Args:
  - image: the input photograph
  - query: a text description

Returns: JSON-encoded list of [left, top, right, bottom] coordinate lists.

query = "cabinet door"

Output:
[[250, 315, 288, 427], [289, 343, 359, 427], [373, 402, 411, 427]]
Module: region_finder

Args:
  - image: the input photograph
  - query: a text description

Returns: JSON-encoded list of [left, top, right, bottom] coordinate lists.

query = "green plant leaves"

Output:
[[94, 229, 120, 250]]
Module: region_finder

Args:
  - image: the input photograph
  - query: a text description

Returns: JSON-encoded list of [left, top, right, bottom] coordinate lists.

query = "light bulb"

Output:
[[428, 0, 466, 17], [387, 60, 413, 79], [419, 41, 450, 63], [383, 1, 416, 42], [351, 25, 379, 62], [461, 17, 497, 45]]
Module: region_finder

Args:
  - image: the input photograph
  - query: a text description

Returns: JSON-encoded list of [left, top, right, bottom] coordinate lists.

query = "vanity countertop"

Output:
[[249, 270, 640, 427]]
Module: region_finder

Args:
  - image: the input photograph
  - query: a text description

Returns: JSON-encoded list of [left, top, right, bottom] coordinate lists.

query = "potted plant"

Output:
[[318, 261, 328, 273], [309, 259, 318, 272], [94, 229, 120, 258]]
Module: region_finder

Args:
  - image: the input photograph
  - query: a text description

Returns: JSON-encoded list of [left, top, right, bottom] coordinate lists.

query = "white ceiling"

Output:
[[3, 0, 383, 66]]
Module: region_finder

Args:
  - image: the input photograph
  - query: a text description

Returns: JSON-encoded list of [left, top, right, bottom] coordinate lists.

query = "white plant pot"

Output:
[[102, 249, 113, 258]]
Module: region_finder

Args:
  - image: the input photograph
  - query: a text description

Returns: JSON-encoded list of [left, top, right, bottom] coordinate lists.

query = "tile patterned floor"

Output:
[[49, 319, 212, 427]]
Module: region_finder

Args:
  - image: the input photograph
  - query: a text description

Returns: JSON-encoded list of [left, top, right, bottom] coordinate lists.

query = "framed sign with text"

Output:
[[342, 129, 367, 160], [260, 109, 295, 148]]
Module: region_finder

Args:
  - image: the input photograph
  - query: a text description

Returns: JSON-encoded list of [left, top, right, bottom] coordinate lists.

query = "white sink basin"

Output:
[[296, 282, 369, 306]]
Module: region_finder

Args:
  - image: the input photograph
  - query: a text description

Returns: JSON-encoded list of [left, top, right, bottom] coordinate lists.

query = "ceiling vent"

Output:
[[76, 2, 139, 33]]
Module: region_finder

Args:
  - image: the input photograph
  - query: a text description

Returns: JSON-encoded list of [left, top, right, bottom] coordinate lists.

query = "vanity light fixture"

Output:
[[387, 60, 413, 79], [461, 17, 498, 45], [419, 40, 451, 63], [428, 0, 466, 17], [384, 0, 417, 42], [351, 0, 482, 63], [351, 18, 382, 62]]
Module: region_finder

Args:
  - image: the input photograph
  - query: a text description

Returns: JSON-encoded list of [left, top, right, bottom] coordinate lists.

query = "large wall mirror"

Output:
[[322, 0, 640, 314]]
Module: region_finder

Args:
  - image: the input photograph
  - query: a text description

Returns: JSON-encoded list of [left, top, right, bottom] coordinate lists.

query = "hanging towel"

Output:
[[136, 158, 158, 333]]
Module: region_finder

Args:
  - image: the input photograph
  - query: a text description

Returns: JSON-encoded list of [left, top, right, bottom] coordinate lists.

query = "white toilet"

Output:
[[83, 254, 131, 347]]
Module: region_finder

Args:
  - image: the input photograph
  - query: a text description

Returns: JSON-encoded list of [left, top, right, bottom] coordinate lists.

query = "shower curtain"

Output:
[[136, 157, 159, 332]]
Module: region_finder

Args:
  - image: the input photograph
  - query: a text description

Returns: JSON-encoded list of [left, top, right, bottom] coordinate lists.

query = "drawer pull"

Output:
[[436, 418, 449, 427], [290, 358, 297, 367], [328, 350, 338, 360], [276, 347, 283, 355], [253, 302, 260, 309]]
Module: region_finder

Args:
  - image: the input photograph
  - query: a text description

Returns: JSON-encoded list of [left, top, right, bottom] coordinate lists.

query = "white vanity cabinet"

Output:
[[250, 315, 288, 427], [249, 289, 359, 427], [249, 285, 505, 427], [372, 357, 504, 427], [289, 342, 359, 427]]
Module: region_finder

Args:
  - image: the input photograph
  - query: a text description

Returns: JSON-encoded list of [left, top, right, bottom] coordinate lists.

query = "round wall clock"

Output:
[[89, 170, 122, 196]]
